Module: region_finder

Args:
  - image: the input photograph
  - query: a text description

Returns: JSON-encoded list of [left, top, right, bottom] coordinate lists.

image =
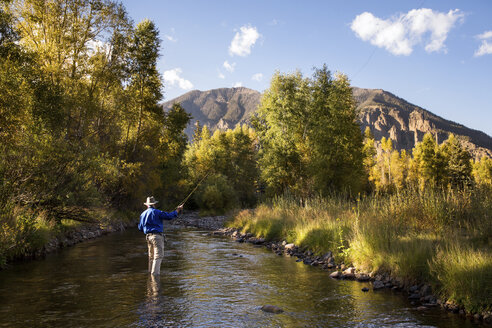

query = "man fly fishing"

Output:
[[138, 197, 183, 275], [138, 170, 210, 275]]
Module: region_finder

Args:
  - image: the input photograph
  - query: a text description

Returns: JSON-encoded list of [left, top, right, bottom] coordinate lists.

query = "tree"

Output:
[[155, 103, 192, 206], [252, 70, 310, 196], [127, 18, 163, 158], [7, 0, 131, 136], [473, 156, 492, 186], [412, 133, 441, 188], [183, 124, 258, 211], [253, 65, 365, 197], [440, 134, 472, 187]]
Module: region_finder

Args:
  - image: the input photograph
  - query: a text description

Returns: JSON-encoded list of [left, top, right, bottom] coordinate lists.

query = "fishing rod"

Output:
[[174, 168, 213, 211]]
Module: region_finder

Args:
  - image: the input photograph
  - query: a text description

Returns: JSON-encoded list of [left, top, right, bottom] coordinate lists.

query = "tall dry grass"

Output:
[[228, 186, 492, 312]]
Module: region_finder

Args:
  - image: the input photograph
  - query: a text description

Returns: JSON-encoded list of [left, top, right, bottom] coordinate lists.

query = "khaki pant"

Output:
[[146, 233, 164, 275]]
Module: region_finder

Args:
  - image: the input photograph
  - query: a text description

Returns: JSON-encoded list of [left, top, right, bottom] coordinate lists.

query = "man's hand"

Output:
[[177, 204, 184, 215]]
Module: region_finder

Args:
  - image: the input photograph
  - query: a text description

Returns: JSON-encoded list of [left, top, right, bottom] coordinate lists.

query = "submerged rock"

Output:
[[261, 305, 284, 314], [373, 281, 385, 290]]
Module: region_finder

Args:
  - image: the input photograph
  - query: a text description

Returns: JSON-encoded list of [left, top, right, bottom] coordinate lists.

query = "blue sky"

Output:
[[120, 0, 492, 137]]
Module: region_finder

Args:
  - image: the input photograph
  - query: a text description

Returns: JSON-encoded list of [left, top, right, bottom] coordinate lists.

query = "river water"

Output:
[[0, 226, 482, 327]]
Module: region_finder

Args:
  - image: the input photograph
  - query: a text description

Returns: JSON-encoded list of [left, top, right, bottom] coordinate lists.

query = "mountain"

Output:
[[353, 88, 492, 159], [161, 87, 492, 159], [161, 87, 261, 136]]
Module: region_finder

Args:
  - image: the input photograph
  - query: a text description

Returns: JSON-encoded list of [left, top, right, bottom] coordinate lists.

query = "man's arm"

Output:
[[159, 205, 183, 220]]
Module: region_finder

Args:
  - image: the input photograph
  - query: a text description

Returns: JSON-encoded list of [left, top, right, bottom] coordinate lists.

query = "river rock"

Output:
[[362, 287, 369, 292], [329, 271, 341, 279], [408, 293, 420, 300], [261, 305, 284, 314], [342, 272, 356, 280], [420, 284, 432, 297], [421, 295, 437, 304], [444, 301, 459, 313], [356, 273, 370, 282], [343, 267, 356, 274], [284, 243, 295, 250], [373, 281, 385, 290], [322, 251, 333, 260], [482, 313, 492, 324]]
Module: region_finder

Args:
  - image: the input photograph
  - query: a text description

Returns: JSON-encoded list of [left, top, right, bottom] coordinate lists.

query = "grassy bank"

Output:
[[0, 206, 135, 268], [228, 187, 492, 313]]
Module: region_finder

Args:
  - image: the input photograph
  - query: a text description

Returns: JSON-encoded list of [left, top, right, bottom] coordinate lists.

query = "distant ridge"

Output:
[[161, 87, 260, 136], [161, 87, 492, 159]]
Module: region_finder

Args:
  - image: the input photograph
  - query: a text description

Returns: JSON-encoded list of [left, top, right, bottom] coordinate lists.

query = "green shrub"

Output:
[[194, 174, 238, 214]]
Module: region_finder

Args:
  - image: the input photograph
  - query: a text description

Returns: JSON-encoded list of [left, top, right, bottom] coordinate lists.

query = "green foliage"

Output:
[[0, 1, 190, 265], [365, 133, 480, 193], [254, 65, 365, 197], [184, 124, 258, 212], [194, 174, 238, 214], [473, 156, 492, 185]]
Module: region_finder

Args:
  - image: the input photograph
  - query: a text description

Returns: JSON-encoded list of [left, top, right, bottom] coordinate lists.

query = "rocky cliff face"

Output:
[[353, 88, 492, 159], [161, 87, 492, 159]]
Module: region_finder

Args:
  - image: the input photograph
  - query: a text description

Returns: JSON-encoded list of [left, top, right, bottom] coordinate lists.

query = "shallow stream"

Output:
[[0, 226, 481, 327]]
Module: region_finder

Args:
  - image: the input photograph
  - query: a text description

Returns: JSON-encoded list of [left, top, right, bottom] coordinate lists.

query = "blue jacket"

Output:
[[138, 207, 178, 234]]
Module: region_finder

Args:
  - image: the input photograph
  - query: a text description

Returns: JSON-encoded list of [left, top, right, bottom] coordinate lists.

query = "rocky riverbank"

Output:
[[212, 226, 492, 326], [39, 221, 132, 255], [170, 211, 229, 230]]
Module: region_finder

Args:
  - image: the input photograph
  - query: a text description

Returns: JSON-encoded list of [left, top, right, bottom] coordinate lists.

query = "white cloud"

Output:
[[87, 39, 111, 57], [251, 73, 263, 81], [351, 8, 463, 55], [233, 82, 242, 87], [474, 30, 492, 57], [229, 25, 260, 57], [218, 71, 225, 79], [164, 35, 177, 42], [163, 68, 193, 90], [223, 60, 236, 72], [164, 28, 177, 42], [475, 41, 492, 57], [477, 30, 492, 40]]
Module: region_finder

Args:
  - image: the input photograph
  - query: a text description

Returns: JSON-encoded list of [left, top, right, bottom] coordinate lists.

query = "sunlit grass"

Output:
[[228, 186, 492, 313], [430, 244, 492, 313]]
